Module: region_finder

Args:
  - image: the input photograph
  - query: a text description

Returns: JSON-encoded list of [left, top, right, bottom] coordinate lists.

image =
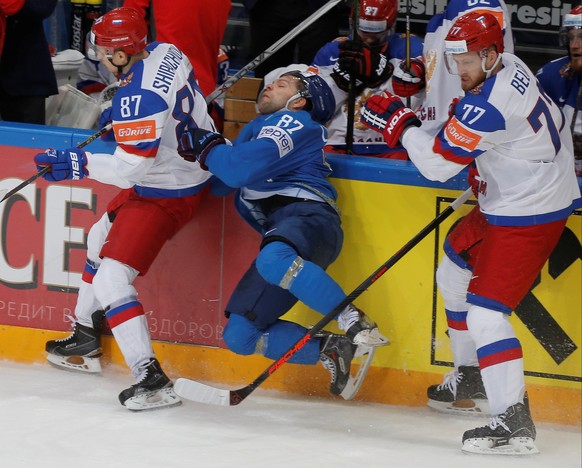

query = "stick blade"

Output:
[[174, 378, 232, 406]]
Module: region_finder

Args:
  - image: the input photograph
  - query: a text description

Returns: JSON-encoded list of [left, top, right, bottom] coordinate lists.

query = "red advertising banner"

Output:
[[0, 144, 260, 347]]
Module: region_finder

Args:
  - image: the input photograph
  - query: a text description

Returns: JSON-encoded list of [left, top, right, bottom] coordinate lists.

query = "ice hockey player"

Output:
[[360, 12, 581, 455], [312, 0, 424, 159], [536, 4, 582, 177], [35, 7, 218, 411], [178, 69, 389, 399]]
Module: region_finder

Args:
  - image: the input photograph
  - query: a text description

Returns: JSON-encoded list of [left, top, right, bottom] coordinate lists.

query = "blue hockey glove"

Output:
[[98, 106, 115, 142], [178, 128, 226, 170], [34, 148, 88, 182], [360, 93, 421, 148]]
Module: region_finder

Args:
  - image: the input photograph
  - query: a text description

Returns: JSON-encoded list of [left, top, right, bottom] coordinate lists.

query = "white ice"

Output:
[[0, 360, 580, 468]]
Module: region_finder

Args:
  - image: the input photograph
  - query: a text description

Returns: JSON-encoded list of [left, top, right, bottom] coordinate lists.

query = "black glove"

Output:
[[337, 40, 393, 89], [178, 128, 226, 170]]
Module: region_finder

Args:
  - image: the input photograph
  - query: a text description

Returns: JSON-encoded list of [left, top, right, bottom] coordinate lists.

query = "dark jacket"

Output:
[[0, 0, 57, 97]]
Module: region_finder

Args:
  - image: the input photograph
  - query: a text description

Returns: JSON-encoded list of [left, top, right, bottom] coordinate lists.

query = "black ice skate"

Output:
[[427, 366, 489, 415], [320, 333, 377, 400], [119, 359, 181, 411], [462, 395, 539, 455], [339, 304, 390, 347], [45, 311, 104, 374]]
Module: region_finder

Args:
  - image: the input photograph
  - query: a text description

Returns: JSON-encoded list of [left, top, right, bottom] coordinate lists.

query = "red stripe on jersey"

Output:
[[478, 347, 523, 370]]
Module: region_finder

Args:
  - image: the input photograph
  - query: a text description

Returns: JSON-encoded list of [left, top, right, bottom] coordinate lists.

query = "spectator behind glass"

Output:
[[0, 0, 58, 125], [243, 0, 345, 78], [123, 0, 231, 98]]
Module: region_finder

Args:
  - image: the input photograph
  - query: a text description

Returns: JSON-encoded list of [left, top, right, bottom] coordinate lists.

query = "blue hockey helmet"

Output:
[[281, 70, 336, 124]]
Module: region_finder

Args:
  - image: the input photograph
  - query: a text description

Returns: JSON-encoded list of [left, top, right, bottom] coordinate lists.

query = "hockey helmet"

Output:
[[281, 70, 336, 124], [444, 12, 504, 76], [354, 0, 398, 34], [560, 4, 582, 47], [87, 7, 148, 60]]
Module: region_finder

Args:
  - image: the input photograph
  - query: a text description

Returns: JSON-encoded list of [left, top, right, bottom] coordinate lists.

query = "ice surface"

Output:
[[0, 360, 579, 468]]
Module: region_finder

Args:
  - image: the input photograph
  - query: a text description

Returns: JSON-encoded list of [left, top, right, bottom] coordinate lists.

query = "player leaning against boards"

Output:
[[34, 7, 218, 411], [360, 11, 581, 456], [177, 69, 389, 402]]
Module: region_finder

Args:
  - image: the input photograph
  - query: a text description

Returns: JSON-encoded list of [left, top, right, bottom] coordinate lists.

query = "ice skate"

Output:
[[319, 333, 375, 400], [427, 366, 489, 415], [119, 359, 181, 411], [45, 312, 104, 373], [462, 395, 539, 455], [338, 304, 389, 347]]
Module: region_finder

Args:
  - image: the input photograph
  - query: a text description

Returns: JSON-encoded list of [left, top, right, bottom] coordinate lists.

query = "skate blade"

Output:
[[352, 328, 390, 347], [428, 398, 490, 416], [462, 436, 540, 456], [124, 387, 182, 412], [340, 345, 376, 401], [47, 353, 102, 374]]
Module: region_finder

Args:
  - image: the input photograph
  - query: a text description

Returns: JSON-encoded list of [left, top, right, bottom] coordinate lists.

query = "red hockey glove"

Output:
[[392, 58, 426, 98], [34, 148, 88, 182], [336, 40, 393, 89], [448, 97, 461, 119], [360, 93, 421, 148], [178, 128, 226, 170]]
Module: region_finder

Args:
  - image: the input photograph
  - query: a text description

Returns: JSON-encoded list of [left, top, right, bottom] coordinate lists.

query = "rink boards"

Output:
[[0, 122, 580, 425]]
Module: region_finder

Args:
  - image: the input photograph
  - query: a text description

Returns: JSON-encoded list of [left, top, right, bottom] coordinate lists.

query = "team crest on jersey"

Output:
[[444, 117, 481, 151], [424, 50, 437, 92], [119, 72, 134, 88], [560, 63, 575, 79], [114, 119, 156, 142]]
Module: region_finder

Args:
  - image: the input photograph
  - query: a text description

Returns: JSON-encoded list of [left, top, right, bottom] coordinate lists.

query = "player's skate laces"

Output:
[[337, 304, 389, 346], [320, 334, 356, 396], [45, 313, 104, 373], [462, 395, 538, 455], [427, 366, 489, 415], [119, 358, 181, 411]]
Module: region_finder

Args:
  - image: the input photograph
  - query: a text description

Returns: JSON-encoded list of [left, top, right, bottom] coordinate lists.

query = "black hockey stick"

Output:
[[205, 0, 343, 104], [0, 124, 112, 204], [175, 187, 473, 406], [345, 0, 360, 154]]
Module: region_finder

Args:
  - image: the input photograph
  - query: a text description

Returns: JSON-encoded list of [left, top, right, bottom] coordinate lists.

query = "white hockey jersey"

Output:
[[402, 53, 581, 226], [420, 0, 514, 137], [86, 42, 215, 193]]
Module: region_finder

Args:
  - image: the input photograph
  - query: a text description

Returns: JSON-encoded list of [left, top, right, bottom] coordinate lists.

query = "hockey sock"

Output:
[[437, 255, 478, 367], [467, 305, 525, 415], [74, 259, 103, 328]]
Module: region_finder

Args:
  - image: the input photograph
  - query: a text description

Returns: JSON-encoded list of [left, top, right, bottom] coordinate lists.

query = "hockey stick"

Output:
[[0, 124, 112, 204], [405, 0, 412, 108], [345, 0, 359, 154], [175, 186, 474, 406], [205, 0, 343, 104]]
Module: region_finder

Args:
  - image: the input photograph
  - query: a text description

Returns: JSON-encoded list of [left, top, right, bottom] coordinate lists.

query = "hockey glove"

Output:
[[360, 93, 421, 148], [178, 128, 226, 170], [392, 58, 426, 98], [337, 41, 393, 89], [331, 61, 367, 94], [34, 148, 88, 182], [98, 106, 115, 142]]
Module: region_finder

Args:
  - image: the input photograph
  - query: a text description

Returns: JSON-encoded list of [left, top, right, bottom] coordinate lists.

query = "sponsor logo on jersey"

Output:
[[257, 125, 293, 157], [114, 120, 156, 142], [444, 117, 481, 151]]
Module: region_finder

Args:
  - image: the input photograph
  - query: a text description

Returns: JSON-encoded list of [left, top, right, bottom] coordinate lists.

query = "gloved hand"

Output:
[[392, 58, 426, 97], [337, 40, 393, 88], [360, 93, 421, 147], [34, 148, 88, 182], [98, 105, 115, 142], [331, 61, 367, 93], [178, 128, 226, 170]]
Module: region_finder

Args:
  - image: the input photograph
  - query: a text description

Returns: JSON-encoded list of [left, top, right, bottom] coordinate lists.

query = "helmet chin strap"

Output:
[[285, 93, 303, 112], [481, 52, 502, 78]]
